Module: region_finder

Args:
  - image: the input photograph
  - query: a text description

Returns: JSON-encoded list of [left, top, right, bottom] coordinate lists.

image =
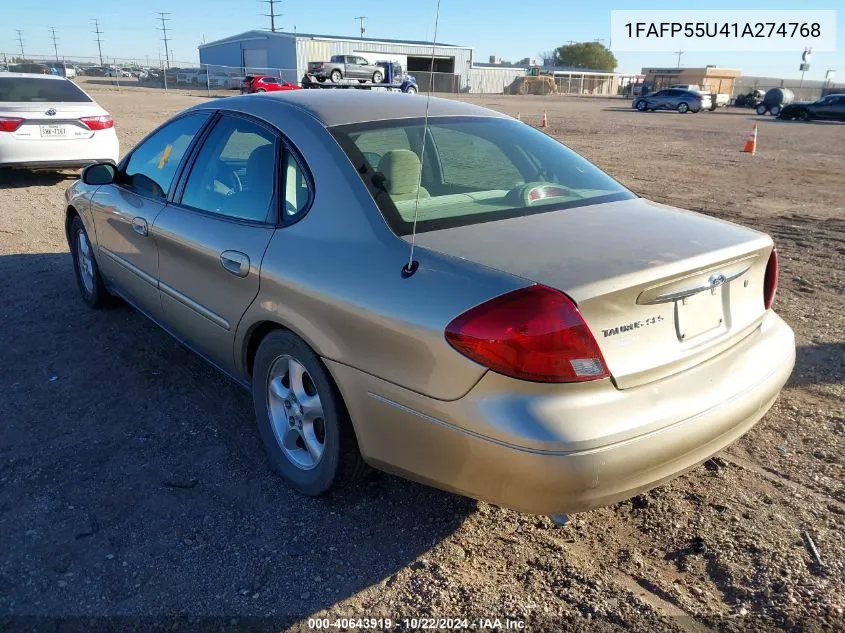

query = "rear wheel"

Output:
[[770, 105, 781, 117], [372, 70, 384, 83], [405, 85, 417, 95], [252, 330, 367, 496], [330, 69, 342, 83], [69, 216, 116, 309], [801, 111, 812, 122], [677, 102, 689, 114], [756, 103, 768, 115], [255, 88, 266, 92]]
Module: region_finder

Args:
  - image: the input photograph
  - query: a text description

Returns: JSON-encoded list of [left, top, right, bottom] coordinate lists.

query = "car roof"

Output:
[[218, 90, 510, 127], [1, 73, 68, 80]]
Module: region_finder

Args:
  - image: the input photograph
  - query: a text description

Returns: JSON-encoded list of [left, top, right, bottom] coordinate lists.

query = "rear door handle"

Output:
[[220, 250, 250, 278], [132, 217, 148, 237]]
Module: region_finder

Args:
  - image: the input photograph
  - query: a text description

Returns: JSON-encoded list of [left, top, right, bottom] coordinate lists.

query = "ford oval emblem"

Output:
[[709, 273, 727, 289], [45, 108, 57, 116]]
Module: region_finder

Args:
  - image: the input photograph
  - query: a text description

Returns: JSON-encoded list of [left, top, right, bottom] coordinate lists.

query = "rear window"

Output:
[[0, 77, 92, 103], [331, 117, 635, 235]]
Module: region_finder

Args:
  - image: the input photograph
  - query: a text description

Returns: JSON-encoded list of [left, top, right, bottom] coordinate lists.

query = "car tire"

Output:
[[256, 88, 266, 92], [405, 85, 417, 95], [756, 104, 768, 115], [636, 100, 647, 111], [801, 111, 812, 122], [677, 102, 689, 114], [770, 105, 781, 117], [372, 70, 384, 83], [69, 215, 116, 309], [252, 330, 368, 496], [330, 70, 342, 83]]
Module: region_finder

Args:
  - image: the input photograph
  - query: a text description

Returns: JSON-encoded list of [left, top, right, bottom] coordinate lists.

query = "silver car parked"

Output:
[[633, 89, 711, 114]]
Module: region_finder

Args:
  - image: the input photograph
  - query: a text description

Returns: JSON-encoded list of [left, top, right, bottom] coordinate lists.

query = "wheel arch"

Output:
[[241, 318, 325, 381]]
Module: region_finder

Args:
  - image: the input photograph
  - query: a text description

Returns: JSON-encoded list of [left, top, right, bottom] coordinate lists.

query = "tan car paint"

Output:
[[65, 91, 795, 515]]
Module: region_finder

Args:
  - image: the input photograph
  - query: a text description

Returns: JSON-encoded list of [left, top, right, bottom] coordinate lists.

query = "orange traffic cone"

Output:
[[541, 110, 548, 128], [742, 123, 758, 155]]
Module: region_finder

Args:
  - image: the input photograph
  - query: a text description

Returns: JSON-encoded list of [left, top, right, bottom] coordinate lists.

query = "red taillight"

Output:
[[445, 285, 610, 383], [80, 115, 114, 131], [763, 247, 779, 310], [0, 117, 24, 132]]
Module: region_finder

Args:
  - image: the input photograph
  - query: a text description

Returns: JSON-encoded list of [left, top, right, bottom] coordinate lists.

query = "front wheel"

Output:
[[372, 70, 384, 83], [756, 104, 768, 115], [330, 69, 342, 83], [405, 85, 417, 95], [252, 331, 367, 496], [636, 100, 647, 111], [69, 216, 116, 309], [677, 102, 689, 114], [801, 111, 812, 122]]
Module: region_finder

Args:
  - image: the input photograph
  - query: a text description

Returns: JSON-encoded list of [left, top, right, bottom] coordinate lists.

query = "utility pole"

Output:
[[16, 30, 25, 60], [92, 19, 105, 66], [675, 50, 684, 68], [49, 27, 60, 64], [156, 12, 172, 69], [354, 16, 367, 39], [262, 0, 281, 32]]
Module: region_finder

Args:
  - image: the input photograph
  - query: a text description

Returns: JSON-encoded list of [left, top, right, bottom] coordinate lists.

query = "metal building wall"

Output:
[[468, 67, 525, 94]]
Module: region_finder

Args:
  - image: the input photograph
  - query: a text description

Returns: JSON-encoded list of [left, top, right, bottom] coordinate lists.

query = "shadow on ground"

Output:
[[0, 169, 77, 189], [791, 342, 845, 388], [0, 252, 472, 628]]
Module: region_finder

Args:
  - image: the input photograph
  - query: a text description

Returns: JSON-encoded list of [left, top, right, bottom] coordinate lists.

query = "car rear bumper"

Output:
[[0, 130, 118, 168], [328, 311, 795, 515]]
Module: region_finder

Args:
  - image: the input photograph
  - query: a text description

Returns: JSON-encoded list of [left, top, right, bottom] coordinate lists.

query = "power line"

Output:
[[16, 29, 25, 59], [354, 16, 367, 39], [92, 19, 105, 67], [49, 26, 60, 64], [675, 50, 684, 68], [156, 12, 172, 69], [262, 0, 281, 32]]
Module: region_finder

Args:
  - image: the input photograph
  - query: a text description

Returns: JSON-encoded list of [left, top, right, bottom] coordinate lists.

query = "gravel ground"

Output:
[[0, 80, 843, 632]]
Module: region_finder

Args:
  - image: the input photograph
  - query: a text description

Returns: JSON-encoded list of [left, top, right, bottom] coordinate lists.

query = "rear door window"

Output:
[[0, 77, 92, 102]]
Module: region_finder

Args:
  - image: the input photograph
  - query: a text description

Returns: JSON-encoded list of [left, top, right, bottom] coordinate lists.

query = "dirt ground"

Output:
[[1, 78, 843, 632]]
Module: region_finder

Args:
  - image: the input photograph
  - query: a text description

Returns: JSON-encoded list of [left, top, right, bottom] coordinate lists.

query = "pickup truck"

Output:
[[307, 55, 386, 84]]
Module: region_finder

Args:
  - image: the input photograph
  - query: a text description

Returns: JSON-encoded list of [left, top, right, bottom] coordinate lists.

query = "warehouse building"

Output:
[[641, 66, 741, 95], [198, 30, 473, 91]]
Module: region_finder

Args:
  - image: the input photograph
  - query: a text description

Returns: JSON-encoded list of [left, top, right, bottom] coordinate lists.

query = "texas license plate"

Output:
[[675, 288, 725, 340], [40, 125, 66, 137]]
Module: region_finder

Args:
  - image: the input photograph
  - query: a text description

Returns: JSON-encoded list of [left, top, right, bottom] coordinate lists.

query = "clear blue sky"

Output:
[[2, 0, 841, 80]]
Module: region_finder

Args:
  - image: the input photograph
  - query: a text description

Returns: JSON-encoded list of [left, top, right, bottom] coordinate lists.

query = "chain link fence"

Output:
[[732, 77, 845, 102]]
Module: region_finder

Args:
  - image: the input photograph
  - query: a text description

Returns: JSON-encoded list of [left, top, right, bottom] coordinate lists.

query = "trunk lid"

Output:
[[1, 102, 106, 141], [414, 198, 773, 389]]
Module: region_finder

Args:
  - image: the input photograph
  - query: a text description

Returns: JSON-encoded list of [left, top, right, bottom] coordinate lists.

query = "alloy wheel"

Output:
[[266, 355, 326, 470], [76, 230, 95, 294]]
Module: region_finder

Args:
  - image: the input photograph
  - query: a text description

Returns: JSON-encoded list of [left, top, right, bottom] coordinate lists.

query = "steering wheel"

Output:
[[212, 164, 243, 197], [507, 181, 584, 207]]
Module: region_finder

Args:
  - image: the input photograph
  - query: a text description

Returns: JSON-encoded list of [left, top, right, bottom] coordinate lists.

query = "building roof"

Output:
[[194, 90, 508, 127], [200, 29, 464, 50], [473, 62, 527, 69]]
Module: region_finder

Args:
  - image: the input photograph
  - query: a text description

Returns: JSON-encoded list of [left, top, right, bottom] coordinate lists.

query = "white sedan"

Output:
[[0, 73, 119, 170]]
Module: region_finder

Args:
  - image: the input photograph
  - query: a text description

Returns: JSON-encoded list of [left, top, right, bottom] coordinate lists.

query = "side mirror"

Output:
[[81, 163, 116, 185]]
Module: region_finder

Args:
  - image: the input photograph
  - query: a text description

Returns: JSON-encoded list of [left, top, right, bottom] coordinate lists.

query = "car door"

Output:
[[830, 96, 845, 121], [90, 112, 210, 318], [350, 56, 369, 79], [649, 90, 667, 109], [151, 113, 281, 372]]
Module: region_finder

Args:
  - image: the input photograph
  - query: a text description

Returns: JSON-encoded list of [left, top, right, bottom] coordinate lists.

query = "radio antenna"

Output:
[[402, 0, 442, 278]]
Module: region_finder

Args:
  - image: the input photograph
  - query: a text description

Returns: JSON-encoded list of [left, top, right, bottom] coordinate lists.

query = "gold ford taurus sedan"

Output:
[[64, 91, 795, 515]]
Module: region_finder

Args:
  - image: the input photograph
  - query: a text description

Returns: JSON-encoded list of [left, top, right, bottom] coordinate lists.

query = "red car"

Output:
[[241, 75, 301, 94]]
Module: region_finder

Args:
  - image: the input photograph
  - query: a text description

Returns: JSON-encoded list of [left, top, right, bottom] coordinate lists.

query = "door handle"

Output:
[[220, 250, 250, 278], [132, 217, 148, 237]]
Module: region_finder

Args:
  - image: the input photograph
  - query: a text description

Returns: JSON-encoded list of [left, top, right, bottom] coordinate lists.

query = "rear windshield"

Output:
[[0, 77, 92, 103], [331, 116, 635, 235]]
